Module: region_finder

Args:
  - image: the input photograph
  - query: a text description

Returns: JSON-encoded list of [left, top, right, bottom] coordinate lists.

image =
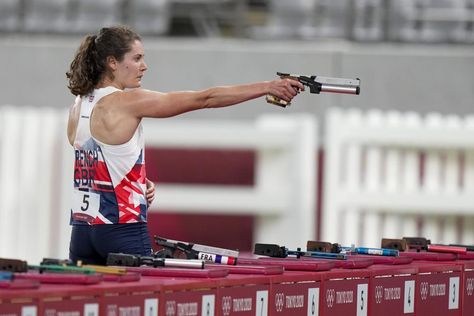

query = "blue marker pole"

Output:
[[306, 251, 347, 260], [353, 247, 399, 256], [0, 271, 13, 281]]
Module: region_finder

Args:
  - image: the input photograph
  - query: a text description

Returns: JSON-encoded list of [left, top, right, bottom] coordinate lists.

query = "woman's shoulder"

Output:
[[113, 88, 161, 108], [69, 95, 82, 117], [67, 96, 82, 146]]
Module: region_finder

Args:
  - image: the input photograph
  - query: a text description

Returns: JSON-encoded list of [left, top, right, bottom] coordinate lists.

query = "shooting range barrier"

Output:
[[2, 254, 474, 315]]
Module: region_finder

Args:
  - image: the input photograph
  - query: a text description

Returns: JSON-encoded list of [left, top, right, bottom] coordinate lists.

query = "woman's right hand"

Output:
[[267, 78, 305, 104], [145, 178, 156, 206]]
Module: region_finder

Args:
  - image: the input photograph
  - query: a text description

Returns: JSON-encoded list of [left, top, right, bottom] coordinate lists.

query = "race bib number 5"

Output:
[[72, 190, 100, 223]]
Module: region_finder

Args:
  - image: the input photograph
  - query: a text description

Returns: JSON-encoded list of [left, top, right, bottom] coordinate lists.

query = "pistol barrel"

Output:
[[320, 83, 359, 95]]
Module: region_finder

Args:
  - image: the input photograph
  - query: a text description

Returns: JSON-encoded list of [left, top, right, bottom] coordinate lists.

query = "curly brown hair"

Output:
[[66, 25, 141, 96]]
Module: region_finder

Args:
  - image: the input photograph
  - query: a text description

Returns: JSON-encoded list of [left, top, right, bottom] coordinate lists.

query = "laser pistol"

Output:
[[267, 72, 361, 107], [154, 236, 239, 265], [254, 243, 347, 260]]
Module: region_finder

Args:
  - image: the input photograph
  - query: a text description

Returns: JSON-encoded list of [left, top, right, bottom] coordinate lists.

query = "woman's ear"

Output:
[[106, 56, 118, 71]]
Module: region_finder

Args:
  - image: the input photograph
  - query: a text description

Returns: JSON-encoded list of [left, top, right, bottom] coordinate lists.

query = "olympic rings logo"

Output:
[[420, 282, 429, 301], [326, 289, 335, 308], [165, 301, 176, 316], [375, 286, 383, 304], [467, 278, 474, 296], [222, 296, 232, 316], [275, 293, 284, 312]]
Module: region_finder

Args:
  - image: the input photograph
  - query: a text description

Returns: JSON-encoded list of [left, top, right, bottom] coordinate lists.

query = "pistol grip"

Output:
[[266, 94, 290, 107]]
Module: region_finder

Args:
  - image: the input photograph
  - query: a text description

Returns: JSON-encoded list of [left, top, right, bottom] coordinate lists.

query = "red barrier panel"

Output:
[[414, 262, 462, 316], [0, 303, 38, 316], [0, 278, 118, 316], [41, 291, 101, 316], [216, 274, 271, 316], [0, 283, 40, 316], [458, 260, 474, 316], [29, 283, 104, 316], [2, 256, 474, 316], [96, 276, 161, 316], [158, 277, 219, 316], [368, 265, 417, 316], [319, 268, 371, 316], [268, 271, 321, 316]]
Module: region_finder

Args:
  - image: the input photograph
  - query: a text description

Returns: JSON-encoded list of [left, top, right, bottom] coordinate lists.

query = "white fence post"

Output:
[[323, 108, 345, 244], [0, 106, 22, 259], [322, 107, 474, 247], [253, 114, 317, 249], [383, 111, 403, 239], [0, 106, 70, 263], [363, 110, 384, 247], [462, 115, 474, 243]]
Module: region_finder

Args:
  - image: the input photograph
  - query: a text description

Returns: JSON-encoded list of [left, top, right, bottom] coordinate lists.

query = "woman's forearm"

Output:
[[202, 82, 271, 109]]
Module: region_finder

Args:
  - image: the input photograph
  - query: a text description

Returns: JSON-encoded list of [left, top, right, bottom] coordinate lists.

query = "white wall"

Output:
[[1, 36, 473, 121]]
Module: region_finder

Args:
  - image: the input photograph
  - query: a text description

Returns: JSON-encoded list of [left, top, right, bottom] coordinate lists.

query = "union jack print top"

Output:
[[71, 87, 148, 225]]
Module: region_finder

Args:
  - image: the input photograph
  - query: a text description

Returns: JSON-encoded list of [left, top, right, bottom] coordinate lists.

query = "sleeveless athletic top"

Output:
[[71, 87, 148, 225]]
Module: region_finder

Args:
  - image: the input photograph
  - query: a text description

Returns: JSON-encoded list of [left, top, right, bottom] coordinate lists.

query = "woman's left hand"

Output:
[[146, 178, 156, 205]]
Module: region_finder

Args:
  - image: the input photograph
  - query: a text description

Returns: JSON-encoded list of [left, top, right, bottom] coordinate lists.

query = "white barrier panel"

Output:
[[323, 107, 474, 247], [0, 107, 317, 262], [0, 106, 72, 264], [144, 114, 318, 249]]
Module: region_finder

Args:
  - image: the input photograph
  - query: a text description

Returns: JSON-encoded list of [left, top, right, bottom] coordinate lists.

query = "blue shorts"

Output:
[[69, 223, 153, 265]]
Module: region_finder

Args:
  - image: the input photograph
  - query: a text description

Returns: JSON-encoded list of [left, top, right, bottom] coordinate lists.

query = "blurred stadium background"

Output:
[[0, 0, 474, 263]]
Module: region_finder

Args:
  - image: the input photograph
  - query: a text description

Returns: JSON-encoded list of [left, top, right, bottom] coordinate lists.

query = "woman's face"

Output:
[[114, 40, 147, 89]]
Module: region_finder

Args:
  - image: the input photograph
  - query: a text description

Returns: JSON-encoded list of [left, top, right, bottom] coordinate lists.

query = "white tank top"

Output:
[[71, 87, 148, 225]]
